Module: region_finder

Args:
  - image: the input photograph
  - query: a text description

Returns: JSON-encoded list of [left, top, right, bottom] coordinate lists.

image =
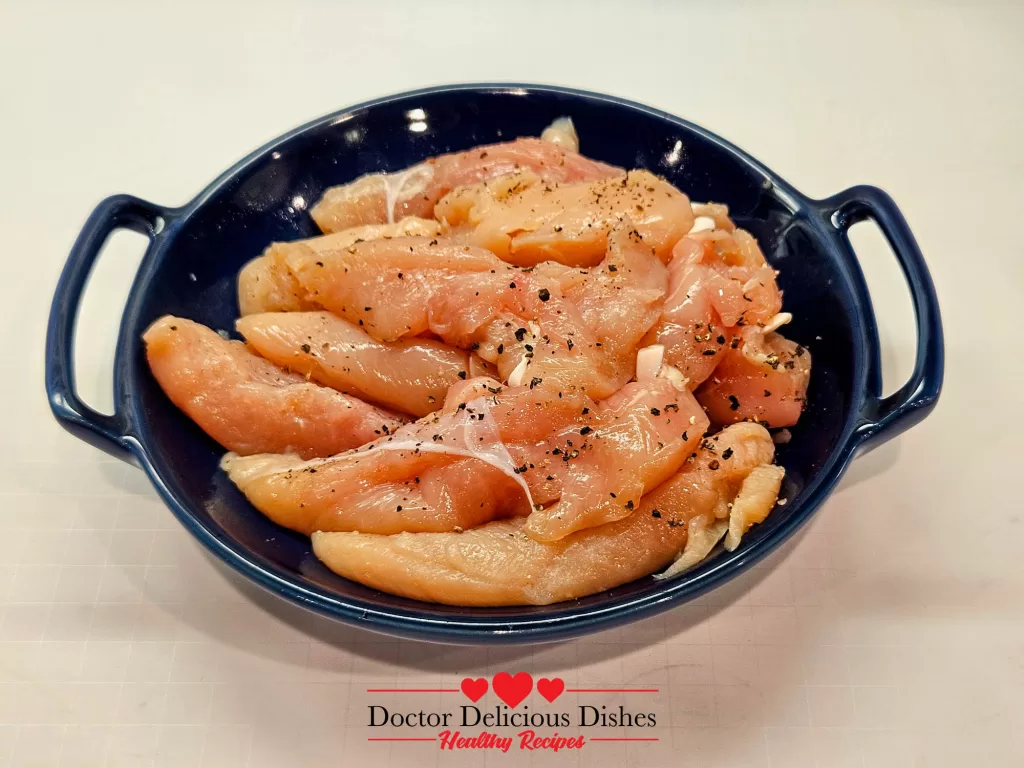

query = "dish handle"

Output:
[[45, 195, 171, 463], [820, 185, 944, 451]]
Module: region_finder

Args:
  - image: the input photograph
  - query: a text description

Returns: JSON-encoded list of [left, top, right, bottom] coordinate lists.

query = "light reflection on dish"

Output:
[[664, 139, 683, 166]]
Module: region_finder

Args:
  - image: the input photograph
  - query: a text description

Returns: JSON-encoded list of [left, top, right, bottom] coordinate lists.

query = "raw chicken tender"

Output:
[[245, 231, 668, 400], [143, 316, 403, 459], [312, 422, 778, 605], [310, 136, 619, 233], [696, 328, 811, 428], [222, 376, 594, 535], [523, 354, 709, 542], [644, 225, 782, 388], [237, 217, 440, 315], [237, 311, 482, 417], [435, 169, 694, 267], [222, 390, 531, 535]]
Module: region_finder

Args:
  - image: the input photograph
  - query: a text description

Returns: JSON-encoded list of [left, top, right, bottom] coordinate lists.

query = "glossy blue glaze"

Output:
[[45, 85, 943, 644]]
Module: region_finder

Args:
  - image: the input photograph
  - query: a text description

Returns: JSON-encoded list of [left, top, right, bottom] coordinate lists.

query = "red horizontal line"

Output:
[[366, 689, 460, 693], [590, 737, 661, 742], [367, 738, 438, 742], [566, 688, 660, 693]]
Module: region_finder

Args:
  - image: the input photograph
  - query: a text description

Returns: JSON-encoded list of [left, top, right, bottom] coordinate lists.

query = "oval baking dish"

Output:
[[45, 84, 943, 643]]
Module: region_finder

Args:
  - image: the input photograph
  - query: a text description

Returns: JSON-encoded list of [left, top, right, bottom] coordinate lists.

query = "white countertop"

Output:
[[2, 2, 1022, 766]]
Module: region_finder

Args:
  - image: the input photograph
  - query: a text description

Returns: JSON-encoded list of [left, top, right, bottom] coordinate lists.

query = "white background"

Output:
[[2, 1, 1022, 766]]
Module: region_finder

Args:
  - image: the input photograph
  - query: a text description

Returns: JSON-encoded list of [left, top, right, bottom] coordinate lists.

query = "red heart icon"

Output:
[[491, 672, 533, 708], [537, 677, 565, 703], [460, 677, 488, 703]]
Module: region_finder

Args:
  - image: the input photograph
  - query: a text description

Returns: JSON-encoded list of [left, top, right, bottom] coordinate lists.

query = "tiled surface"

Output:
[[3, 1, 1023, 765]]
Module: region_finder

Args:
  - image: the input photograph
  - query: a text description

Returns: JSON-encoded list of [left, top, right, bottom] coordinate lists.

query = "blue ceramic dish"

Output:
[[46, 85, 943, 644]]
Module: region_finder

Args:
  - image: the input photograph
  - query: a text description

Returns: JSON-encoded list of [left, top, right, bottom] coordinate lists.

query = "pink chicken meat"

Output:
[[435, 169, 694, 268], [144, 123, 811, 606], [311, 422, 777, 606], [309, 137, 620, 233], [143, 316, 404, 459], [236, 311, 488, 418]]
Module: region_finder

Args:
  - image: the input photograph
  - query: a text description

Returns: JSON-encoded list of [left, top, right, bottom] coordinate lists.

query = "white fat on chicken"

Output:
[[689, 216, 717, 234], [540, 117, 580, 153]]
